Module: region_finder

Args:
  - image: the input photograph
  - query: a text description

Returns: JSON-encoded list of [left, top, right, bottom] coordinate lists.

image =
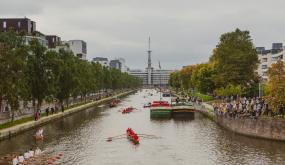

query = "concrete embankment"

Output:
[[195, 103, 285, 141], [0, 90, 135, 141]]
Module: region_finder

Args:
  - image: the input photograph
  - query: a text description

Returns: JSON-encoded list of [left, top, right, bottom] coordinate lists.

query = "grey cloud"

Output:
[[1, 0, 285, 69]]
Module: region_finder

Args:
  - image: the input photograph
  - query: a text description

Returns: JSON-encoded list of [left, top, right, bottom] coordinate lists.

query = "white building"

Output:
[[24, 31, 48, 47], [257, 43, 284, 81], [152, 69, 173, 85], [64, 40, 87, 60], [92, 57, 109, 67], [128, 69, 148, 85], [110, 58, 128, 72]]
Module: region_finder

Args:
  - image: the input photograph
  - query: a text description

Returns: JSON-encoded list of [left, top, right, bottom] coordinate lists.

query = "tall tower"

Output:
[[147, 37, 152, 68], [146, 37, 153, 86]]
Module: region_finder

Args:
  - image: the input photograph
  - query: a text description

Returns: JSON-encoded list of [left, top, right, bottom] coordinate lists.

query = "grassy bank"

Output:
[[192, 92, 213, 102]]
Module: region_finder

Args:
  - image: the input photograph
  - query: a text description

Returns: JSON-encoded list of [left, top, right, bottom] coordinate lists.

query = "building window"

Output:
[[262, 58, 267, 62], [3, 21, 6, 28], [18, 21, 21, 28], [261, 65, 267, 69], [272, 57, 278, 61]]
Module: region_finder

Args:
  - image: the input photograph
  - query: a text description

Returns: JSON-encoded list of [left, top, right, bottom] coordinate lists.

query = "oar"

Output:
[[139, 136, 161, 139], [106, 134, 126, 141], [137, 135, 161, 139], [137, 133, 157, 136], [106, 133, 126, 139]]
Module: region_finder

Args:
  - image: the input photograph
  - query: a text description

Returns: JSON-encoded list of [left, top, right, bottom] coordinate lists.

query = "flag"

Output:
[[158, 61, 161, 69]]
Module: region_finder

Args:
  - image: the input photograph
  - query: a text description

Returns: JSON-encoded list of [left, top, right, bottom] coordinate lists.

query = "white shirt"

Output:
[[29, 150, 34, 157], [24, 152, 30, 159], [35, 148, 42, 155], [12, 157, 18, 165], [18, 156, 24, 162]]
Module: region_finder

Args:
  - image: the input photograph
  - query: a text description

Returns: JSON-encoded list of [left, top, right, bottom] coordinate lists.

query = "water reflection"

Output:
[[0, 89, 285, 165]]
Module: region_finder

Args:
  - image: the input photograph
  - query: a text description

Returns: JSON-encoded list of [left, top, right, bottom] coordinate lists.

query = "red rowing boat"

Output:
[[126, 128, 139, 144], [122, 107, 134, 114]]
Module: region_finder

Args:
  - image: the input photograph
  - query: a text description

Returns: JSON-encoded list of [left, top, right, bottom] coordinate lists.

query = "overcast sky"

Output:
[[1, 0, 285, 70]]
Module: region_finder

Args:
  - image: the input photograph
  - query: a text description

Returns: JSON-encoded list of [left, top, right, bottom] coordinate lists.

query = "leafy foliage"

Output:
[[0, 31, 142, 118], [210, 28, 259, 88], [265, 60, 285, 112], [169, 28, 259, 98]]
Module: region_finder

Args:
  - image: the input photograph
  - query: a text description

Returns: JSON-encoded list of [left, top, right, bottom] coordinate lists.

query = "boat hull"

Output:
[[127, 134, 139, 144], [150, 107, 172, 118], [172, 105, 195, 116]]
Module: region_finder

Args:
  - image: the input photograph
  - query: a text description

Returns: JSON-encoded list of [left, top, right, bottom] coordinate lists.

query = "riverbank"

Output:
[[171, 90, 285, 141], [195, 103, 285, 141], [0, 89, 136, 141]]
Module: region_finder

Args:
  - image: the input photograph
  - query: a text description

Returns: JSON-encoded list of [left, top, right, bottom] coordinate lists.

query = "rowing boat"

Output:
[[122, 107, 134, 114], [126, 128, 139, 144]]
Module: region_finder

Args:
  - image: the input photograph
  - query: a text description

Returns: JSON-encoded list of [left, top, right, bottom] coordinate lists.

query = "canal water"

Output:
[[1, 89, 285, 165]]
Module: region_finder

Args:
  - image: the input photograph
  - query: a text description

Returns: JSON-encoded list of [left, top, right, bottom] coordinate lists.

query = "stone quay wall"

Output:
[[195, 103, 285, 141]]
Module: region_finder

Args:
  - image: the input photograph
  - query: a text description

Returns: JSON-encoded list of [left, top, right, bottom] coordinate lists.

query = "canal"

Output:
[[1, 89, 285, 165]]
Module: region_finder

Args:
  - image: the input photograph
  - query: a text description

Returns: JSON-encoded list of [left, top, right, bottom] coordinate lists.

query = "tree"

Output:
[[214, 84, 243, 97], [26, 40, 55, 111], [180, 65, 196, 90], [0, 31, 28, 121], [210, 28, 259, 88], [191, 63, 215, 94], [265, 60, 285, 113], [169, 71, 181, 91]]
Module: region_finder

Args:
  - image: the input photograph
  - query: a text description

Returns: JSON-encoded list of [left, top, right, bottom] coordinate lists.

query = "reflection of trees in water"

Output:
[[0, 106, 103, 157]]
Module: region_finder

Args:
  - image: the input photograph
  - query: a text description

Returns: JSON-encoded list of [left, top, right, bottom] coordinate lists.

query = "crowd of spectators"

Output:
[[212, 97, 284, 119]]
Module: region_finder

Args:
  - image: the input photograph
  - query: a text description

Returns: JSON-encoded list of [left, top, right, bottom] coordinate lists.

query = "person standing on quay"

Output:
[[45, 107, 49, 116]]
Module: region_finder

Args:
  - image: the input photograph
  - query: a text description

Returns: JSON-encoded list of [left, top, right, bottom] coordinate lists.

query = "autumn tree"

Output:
[[265, 60, 285, 113]]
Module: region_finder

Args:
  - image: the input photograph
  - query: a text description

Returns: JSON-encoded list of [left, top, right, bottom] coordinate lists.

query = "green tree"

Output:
[[54, 49, 77, 106], [169, 71, 181, 91], [191, 63, 215, 94], [0, 31, 29, 121], [180, 65, 196, 90], [210, 28, 259, 88], [26, 40, 55, 111]]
